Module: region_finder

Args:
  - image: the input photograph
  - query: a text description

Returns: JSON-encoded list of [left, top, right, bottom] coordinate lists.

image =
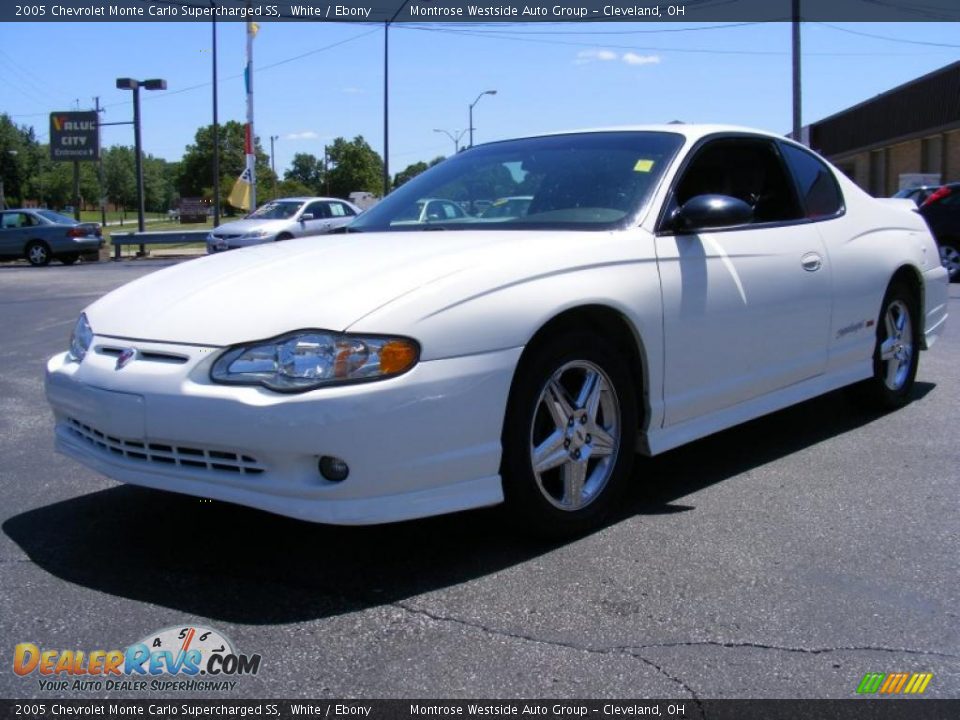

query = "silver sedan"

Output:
[[207, 197, 361, 253]]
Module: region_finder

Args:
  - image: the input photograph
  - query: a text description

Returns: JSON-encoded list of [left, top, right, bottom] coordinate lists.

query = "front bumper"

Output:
[[46, 339, 521, 524]]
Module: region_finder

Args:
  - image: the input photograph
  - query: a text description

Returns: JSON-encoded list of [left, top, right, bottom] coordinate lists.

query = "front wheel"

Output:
[[501, 331, 638, 537], [852, 282, 920, 410], [25, 241, 51, 267]]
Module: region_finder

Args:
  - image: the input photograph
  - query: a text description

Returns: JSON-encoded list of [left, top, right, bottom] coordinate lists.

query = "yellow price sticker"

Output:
[[634, 159, 655, 172]]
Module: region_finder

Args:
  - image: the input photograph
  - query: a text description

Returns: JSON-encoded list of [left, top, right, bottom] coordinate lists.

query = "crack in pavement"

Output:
[[622, 640, 960, 660], [393, 601, 960, 715], [393, 602, 705, 716]]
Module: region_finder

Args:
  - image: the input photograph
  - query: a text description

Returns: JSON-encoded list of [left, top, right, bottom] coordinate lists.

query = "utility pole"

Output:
[[212, 1, 221, 227], [94, 97, 107, 227], [383, 0, 413, 198], [270, 134, 278, 177], [792, 0, 803, 144]]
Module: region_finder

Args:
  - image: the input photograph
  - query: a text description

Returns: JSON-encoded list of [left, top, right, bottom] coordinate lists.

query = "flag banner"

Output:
[[228, 167, 253, 210], [248, 21, 259, 37]]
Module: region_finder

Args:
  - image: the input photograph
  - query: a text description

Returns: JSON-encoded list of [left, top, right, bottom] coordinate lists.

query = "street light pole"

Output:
[[383, 0, 413, 197], [270, 134, 278, 177], [116, 77, 167, 253], [212, 2, 221, 227], [468, 90, 497, 148], [433, 128, 466, 154]]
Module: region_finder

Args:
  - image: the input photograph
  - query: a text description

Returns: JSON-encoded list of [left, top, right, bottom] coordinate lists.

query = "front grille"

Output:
[[65, 418, 265, 475], [211, 233, 240, 240], [96, 346, 188, 364]]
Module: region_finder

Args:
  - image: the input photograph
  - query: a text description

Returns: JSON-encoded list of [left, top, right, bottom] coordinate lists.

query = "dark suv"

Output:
[[919, 183, 960, 282]]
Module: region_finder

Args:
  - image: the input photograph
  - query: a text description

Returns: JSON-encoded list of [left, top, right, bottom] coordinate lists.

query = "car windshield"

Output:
[[37, 210, 76, 225], [349, 132, 684, 232], [247, 201, 303, 220]]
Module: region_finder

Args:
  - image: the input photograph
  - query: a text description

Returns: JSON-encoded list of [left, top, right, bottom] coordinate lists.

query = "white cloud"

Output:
[[622, 53, 661, 66], [575, 49, 619, 65], [575, 50, 662, 67], [285, 131, 320, 140]]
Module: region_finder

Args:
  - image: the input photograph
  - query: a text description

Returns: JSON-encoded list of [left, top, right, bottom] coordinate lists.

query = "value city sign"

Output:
[[50, 111, 99, 161]]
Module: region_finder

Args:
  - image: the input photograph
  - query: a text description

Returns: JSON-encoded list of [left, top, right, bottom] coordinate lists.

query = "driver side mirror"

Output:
[[299, 213, 314, 222], [671, 194, 753, 233]]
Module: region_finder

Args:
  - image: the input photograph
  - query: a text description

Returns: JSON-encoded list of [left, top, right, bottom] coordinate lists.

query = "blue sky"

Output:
[[2, 21, 959, 177]]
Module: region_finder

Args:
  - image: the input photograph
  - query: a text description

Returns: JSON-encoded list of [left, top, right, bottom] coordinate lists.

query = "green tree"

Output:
[[284, 152, 324, 193], [326, 136, 383, 199], [393, 161, 428, 189], [178, 121, 275, 204]]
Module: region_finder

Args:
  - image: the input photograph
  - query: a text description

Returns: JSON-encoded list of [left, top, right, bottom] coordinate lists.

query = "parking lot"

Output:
[[1, 259, 957, 703]]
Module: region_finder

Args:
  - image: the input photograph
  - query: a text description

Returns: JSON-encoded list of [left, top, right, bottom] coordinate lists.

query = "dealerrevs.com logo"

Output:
[[13, 626, 262, 692]]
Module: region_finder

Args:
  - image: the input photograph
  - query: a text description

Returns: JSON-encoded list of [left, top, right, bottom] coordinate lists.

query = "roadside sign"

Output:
[[179, 197, 209, 224], [49, 111, 100, 161]]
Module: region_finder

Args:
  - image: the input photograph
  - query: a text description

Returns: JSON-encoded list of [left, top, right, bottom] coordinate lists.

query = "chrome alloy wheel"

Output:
[[529, 360, 621, 511], [940, 244, 960, 281], [27, 244, 49, 266], [880, 299, 914, 391]]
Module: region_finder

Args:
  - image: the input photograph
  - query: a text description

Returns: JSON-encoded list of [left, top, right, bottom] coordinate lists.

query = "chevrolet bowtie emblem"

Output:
[[115, 348, 136, 370]]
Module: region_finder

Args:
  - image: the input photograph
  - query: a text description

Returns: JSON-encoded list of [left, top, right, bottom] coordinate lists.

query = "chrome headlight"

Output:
[[242, 229, 272, 239], [210, 331, 420, 392], [68, 312, 93, 362]]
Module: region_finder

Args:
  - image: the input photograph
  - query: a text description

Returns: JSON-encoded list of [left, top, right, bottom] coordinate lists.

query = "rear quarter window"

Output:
[[780, 143, 844, 220]]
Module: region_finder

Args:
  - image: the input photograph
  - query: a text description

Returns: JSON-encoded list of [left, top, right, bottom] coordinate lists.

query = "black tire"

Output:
[[59, 253, 80, 265], [938, 240, 960, 282], [500, 330, 638, 538], [25, 241, 51, 267], [851, 281, 920, 410], [275, 233, 293, 241]]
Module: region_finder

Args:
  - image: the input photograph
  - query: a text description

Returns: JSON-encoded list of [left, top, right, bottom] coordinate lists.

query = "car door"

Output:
[[326, 201, 357, 231], [298, 201, 333, 236], [654, 136, 833, 426], [0, 212, 28, 256]]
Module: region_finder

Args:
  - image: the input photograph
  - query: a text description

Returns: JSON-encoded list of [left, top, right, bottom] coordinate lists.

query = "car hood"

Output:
[[209, 218, 287, 235], [84, 230, 636, 347]]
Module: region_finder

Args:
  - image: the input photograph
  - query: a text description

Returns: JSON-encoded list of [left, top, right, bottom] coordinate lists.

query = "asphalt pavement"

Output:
[[1, 258, 957, 705]]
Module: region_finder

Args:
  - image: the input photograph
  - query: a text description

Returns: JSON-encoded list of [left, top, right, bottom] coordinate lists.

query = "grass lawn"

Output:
[[79, 210, 168, 224]]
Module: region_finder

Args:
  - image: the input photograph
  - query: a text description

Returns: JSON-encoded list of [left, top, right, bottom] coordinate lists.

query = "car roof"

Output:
[[489, 124, 789, 145], [269, 196, 352, 203]]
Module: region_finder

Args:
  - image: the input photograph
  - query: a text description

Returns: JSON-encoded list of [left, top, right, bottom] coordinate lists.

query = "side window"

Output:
[[304, 202, 330, 219], [335, 202, 357, 216], [0, 213, 10, 229], [780, 143, 844, 219], [672, 138, 803, 226]]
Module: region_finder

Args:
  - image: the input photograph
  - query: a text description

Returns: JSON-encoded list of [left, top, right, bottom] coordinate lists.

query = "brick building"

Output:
[[807, 61, 960, 196]]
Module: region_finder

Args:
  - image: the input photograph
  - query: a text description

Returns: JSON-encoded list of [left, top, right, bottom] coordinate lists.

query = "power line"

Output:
[[815, 22, 960, 48]]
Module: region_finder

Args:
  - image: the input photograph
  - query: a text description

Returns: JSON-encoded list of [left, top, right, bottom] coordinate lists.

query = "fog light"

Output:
[[318, 455, 349, 482]]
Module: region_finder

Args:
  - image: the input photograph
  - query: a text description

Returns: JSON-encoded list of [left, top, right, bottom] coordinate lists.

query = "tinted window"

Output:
[[780, 143, 844, 219], [671, 139, 802, 225], [304, 201, 331, 219], [350, 132, 684, 232]]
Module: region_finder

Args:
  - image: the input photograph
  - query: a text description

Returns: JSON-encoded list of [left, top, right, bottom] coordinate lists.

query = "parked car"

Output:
[[481, 196, 533, 220], [892, 185, 939, 206], [390, 198, 469, 225], [45, 125, 948, 537], [0, 209, 102, 266], [918, 182, 960, 281], [206, 197, 360, 253]]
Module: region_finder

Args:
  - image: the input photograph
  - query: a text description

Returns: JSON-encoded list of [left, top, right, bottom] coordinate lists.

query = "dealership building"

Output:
[[807, 60, 960, 196]]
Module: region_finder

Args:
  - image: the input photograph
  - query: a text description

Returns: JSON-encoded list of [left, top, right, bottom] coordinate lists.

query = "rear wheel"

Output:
[[852, 281, 920, 410], [25, 241, 51, 267], [501, 330, 637, 537], [939, 240, 960, 282]]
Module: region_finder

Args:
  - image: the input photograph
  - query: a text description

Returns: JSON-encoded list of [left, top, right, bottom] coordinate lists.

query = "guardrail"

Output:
[[111, 230, 209, 260]]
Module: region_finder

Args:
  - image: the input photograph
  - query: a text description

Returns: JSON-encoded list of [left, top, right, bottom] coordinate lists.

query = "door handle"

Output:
[[801, 252, 822, 272]]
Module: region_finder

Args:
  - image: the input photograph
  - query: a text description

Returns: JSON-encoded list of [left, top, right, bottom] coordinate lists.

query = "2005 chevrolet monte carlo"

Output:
[[45, 126, 949, 536]]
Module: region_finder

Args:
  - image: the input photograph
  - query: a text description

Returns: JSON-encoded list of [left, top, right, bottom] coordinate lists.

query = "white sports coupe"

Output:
[[45, 125, 949, 535]]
